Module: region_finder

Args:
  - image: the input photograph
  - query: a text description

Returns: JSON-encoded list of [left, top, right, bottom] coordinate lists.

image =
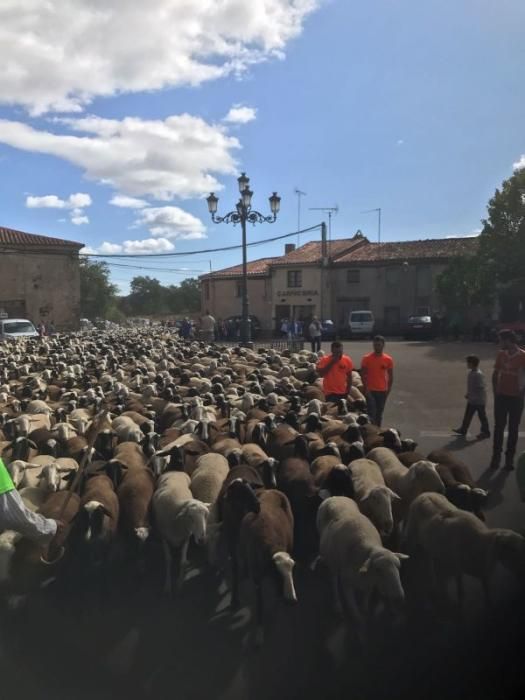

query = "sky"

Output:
[[0, 0, 524, 294]]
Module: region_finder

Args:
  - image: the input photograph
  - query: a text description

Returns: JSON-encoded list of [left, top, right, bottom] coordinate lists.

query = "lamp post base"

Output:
[[240, 318, 251, 346]]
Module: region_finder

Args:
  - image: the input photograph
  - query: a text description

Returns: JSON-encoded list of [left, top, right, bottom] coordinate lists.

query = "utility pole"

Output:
[[309, 206, 339, 257], [294, 188, 307, 246]]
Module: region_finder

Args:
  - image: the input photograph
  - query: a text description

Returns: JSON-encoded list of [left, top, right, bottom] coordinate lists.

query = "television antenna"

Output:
[[361, 207, 381, 244], [294, 188, 307, 245], [308, 205, 339, 243]]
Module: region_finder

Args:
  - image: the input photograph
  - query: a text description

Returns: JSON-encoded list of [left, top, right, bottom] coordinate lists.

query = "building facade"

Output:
[[0, 226, 84, 330], [200, 234, 478, 334]]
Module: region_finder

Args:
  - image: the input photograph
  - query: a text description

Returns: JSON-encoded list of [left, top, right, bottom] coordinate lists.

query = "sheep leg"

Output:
[[162, 540, 173, 595], [339, 576, 365, 643], [176, 539, 189, 592], [230, 550, 241, 610], [254, 583, 264, 647]]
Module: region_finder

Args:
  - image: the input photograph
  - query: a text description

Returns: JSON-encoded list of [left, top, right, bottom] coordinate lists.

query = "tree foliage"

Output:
[[437, 167, 525, 313], [79, 259, 119, 319], [119, 276, 200, 316]]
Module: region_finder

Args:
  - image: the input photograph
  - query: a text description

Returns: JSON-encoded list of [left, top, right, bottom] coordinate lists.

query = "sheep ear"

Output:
[[387, 488, 401, 500], [100, 506, 113, 518], [395, 553, 409, 561]]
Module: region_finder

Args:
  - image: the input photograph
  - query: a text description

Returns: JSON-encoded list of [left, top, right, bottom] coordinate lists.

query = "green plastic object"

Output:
[[516, 451, 525, 502]]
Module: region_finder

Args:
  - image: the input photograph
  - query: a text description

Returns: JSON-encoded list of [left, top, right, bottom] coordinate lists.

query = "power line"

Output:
[[79, 223, 322, 259]]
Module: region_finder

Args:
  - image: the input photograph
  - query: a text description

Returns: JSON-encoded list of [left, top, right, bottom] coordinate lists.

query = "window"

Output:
[[287, 270, 302, 288], [346, 269, 360, 283], [235, 281, 242, 297], [386, 266, 400, 285], [204, 281, 210, 300], [416, 266, 432, 295]]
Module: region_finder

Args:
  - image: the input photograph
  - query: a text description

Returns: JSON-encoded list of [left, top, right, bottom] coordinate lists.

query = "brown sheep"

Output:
[[238, 488, 296, 644]]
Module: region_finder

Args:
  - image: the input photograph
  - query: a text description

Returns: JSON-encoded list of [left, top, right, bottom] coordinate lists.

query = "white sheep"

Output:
[[350, 458, 400, 539], [19, 487, 47, 512], [317, 496, 408, 642], [26, 400, 53, 415], [405, 492, 525, 605], [112, 416, 143, 444], [190, 454, 229, 506], [153, 471, 210, 594], [367, 447, 445, 507]]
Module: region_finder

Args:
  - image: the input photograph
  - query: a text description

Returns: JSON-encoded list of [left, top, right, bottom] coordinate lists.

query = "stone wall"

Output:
[[0, 248, 81, 330]]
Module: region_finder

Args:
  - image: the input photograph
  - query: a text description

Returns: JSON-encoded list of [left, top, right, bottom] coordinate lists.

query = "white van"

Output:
[[349, 310, 375, 338], [0, 318, 39, 341]]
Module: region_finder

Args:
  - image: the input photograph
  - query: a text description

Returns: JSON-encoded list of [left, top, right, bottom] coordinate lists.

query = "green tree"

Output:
[[127, 276, 168, 315], [436, 256, 495, 312], [478, 166, 525, 282], [176, 277, 201, 312], [79, 259, 119, 319]]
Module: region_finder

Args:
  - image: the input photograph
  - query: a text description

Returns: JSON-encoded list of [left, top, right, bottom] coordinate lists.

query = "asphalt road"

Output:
[[2, 341, 525, 700]]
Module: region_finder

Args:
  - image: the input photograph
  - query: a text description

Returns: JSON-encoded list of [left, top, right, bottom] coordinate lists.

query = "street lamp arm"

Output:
[[210, 209, 277, 226]]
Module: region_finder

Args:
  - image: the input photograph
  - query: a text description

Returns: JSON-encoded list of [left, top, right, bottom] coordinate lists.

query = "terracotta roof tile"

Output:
[[334, 237, 479, 264], [271, 236, 365, 265], [0, 225, 83, 249], [202, 256, 279, 279]]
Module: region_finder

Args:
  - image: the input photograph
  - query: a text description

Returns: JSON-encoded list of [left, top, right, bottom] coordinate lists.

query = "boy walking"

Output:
[[453, 355, 490, 439]]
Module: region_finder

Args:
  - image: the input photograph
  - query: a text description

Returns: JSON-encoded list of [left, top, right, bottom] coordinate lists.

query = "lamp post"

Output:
[[206, 173, 280, 345]]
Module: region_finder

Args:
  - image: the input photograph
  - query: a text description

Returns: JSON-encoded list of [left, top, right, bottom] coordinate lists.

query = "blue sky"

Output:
[[0, 0, 523, 293]]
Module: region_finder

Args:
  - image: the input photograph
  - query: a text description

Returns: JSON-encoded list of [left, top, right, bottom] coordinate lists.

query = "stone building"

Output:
[[0, 225, 83, 330], [200, 234, 478, 333]]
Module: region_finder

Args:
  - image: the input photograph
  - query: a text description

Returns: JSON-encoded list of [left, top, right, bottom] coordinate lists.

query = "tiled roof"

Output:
[[201, 256, 279, 279], [334, 237, 479, 264], [271, 236, 366, 265], [0, 225, 83, 249]]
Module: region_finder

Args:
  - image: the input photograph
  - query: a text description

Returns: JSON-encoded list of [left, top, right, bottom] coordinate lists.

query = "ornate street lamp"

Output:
[[206, 174, 280, 344]]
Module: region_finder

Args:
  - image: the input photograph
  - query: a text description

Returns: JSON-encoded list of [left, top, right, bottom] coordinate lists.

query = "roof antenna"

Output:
[[308, 206, 338, 251], [294, 188, 307, 246]]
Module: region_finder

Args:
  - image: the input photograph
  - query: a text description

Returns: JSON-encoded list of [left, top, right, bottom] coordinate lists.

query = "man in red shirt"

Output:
[[316, 341, 354, 402], [491, 329, 525, 470], [360, 335, 394, 426]]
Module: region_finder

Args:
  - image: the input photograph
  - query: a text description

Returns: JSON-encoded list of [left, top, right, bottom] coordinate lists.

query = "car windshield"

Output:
[[351, 313, 372, 322], [408, 316, 431, 323], [3, 321, 35, 334]]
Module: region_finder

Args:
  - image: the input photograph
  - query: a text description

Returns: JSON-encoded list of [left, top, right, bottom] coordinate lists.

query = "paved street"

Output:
[[3, 340, 525, 700]]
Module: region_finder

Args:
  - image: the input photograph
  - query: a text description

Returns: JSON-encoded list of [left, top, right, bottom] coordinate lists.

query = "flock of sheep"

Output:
[[0, 328, 524, 651]]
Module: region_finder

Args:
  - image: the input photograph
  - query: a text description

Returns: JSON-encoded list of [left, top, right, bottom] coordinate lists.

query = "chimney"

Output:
[[285, 243, 296, 255]]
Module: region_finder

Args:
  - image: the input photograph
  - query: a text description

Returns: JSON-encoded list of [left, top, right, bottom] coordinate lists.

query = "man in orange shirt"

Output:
[[316, 341, 354, 402], [360, 335, 394, 426], [491, 329, 525, 470]]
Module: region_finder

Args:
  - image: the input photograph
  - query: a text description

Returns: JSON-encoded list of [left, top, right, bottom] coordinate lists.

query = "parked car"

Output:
[[223, 314, 262, 339], [404, 315, 435, 340], [0, 318, 38, 340], [321, 320, 337, 341], [348, 310, 375, 338]]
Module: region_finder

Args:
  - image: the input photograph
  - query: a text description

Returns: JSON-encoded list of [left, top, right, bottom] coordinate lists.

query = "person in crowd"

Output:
[[360, 335, 394, 427], [490, 329, 525, 470], [309, 316, 322, 353], [180, 317, 192, 340], [48, 320, 56, 335], [452, 355, 490, 439], [0, 456, 63, 543], [316, 340, 354, 402], [37, 320, 46, 337], [280, 318, 289, 338], [200, 310, 216, 342]]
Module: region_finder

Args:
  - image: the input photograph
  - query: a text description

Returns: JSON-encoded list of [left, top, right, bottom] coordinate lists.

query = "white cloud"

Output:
[[69, 192, 92, 208], [99, 242, 124, 254], [514, 154, 525, 171], [71, 214, 89, 225], [92, 237, 176, 255], [121, 238, 175, 254], [25, 190, 92, 225], [110, 195, 148, 209], [3, 115, 240, 199], [26, 192, 91, 210], [396, 139, 404, 146], [0, 1, 318, 115], [134, 206, 206, 239], [79, 245, 96, 254], [445, 230, 481, 239], [224, 105, 257, 124]]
